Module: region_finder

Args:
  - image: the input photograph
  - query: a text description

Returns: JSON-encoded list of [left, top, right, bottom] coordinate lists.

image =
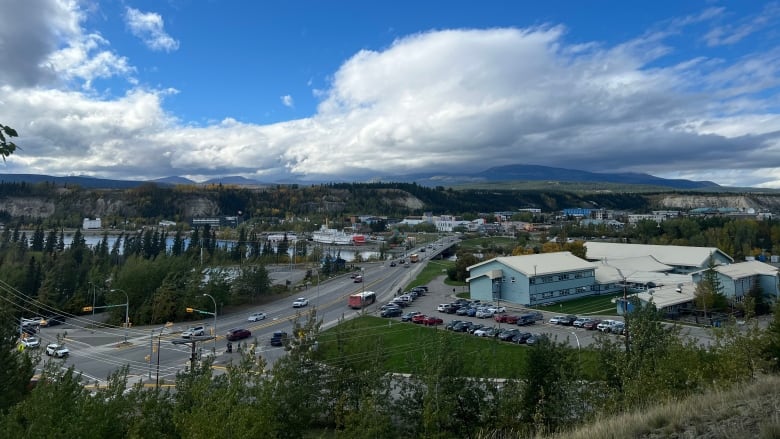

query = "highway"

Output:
[[32, 236, 455, 387]]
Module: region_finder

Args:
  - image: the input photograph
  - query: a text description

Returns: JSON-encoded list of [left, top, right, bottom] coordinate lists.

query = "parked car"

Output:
[[611, 322, 626, 335], [466, 308, 478, 317], [45, 343, 69, 358], [412, 314, 428, 324], [560, 315, 578, 326], [467, 323, 485, 334], [247, 312, 267, 322], [182, 326, 206, 338], [20, 336, 41, 348], [488, 305, 506, 314], [437, 304, 450, 312], [597, 320, 620, 332], [401, 311, 421, 322], [391, 299, 409, 308], [452, 321, 473, 332], [473, 327, 498, 337], [498, 329, 521, 342], [512, 332, 533, 344], [226, 328, 252, 341], [422, 316, 443, 326], [270, 331, 288, 347], [476, 308, 494, 319], [504, 315, 520, 324], [582, 319, 602, 330], [413, 285, 429, 292], [292, 297, 309, 308], [525, 334, 548, 346], [516, 314, 537, 326], [494, 314, 510, 323], [445, 320, 463, 330], [381, 307, 403, 318], [549, 315, 567, 325], [573, 317, 593, 328]]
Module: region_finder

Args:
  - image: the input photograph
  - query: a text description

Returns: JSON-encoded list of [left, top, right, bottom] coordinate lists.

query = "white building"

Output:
[[82, 218, 102, 230], [584, 242, 733, 274]]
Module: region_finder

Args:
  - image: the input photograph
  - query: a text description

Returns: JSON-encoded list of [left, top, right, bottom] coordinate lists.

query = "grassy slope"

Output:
[[543, 374, 780, 439]]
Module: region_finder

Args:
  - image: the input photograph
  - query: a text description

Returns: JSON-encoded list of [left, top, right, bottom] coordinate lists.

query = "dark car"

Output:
[[41, 315, 66, 327], [466, 308, 478, 317], [582, 319, 601, 330], [452, 321, 472, 332], [526, 334, 549, 346], [498, 329, 521, 342], [381, 307, 403, 318], [512, 332, 533, 344], [389, 261, 397, 267], [561, 315, 578, 326], [226, 328, 252, 341], [467, 323, 485, 334], [270, 331, 288, 347], [445, 320, 463, 330]]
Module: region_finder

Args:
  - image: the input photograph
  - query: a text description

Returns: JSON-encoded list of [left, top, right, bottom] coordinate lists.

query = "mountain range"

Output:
[[0, 164, 720, 190]]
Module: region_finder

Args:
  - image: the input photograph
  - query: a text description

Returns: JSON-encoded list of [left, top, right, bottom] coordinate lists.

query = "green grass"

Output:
[[458, 236, 519, 251], [316, 316, 600, 379], [403, 259, 460, 290], [534, 293, 622, 316]]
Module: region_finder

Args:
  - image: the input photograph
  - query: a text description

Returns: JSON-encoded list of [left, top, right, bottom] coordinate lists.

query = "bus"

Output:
[[409, 254, 419, 263], [348, 291, 376, 309]]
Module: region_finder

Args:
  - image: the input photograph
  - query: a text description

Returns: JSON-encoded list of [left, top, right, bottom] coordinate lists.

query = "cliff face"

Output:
[[654, 194, 780, 211]]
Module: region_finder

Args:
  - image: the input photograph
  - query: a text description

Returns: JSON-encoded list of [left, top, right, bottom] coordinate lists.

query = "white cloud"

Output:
[[125, 7, 179, 52], [2, 4, 780, 188]]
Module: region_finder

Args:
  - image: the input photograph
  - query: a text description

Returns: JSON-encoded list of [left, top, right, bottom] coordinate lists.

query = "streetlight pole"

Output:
[[203, 293, 217, 352], [111, 289, 129, 343], [570, 331, 581, 363]]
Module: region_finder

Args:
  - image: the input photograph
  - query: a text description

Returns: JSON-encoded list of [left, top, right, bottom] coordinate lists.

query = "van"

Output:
[[270, 331, 288, 347]]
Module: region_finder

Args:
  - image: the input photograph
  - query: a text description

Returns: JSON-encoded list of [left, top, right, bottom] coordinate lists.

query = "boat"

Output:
[[312, 225, 365, 245]]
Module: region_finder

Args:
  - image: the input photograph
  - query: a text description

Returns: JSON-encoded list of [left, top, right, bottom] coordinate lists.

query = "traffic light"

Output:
[[82, 306, 93, 312], [186, 307, 194, 313]]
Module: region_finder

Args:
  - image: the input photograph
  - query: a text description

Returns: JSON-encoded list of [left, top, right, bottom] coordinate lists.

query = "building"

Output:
[[584, 242, 733, 274], [83, 218, 102, 230], [691, 260, 780, 304], [467, 252, 597, 306]]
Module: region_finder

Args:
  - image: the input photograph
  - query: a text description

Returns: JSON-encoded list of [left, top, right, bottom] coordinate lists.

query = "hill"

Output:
[[542, 375, 780, 439]]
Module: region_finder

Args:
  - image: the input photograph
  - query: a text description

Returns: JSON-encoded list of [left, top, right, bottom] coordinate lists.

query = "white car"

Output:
[[21, 336, 41, 348], [549, 315, 566, 325], [487, 306, 506, 314], [573, 317, 592, 328], [247, 312, 267, 322], [292, 297, 309, 308], [182, 326, 206, 338], [45, 343, 69, 358], [476, 309, 494, 319], [597, 320, 619, 332]]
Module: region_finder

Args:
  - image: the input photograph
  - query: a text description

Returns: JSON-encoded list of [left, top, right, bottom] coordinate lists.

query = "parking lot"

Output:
[[369, 276, 626, 348]]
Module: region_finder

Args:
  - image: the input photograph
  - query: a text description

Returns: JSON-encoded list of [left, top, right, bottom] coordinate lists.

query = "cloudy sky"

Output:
[[1, 1, 779, 187]]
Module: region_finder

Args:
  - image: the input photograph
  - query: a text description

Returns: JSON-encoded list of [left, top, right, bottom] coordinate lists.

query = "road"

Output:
[[32, 236, 456, 387]]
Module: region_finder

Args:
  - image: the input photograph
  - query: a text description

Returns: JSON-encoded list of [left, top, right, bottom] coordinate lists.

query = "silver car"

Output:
[[247, 312, 267, 322]]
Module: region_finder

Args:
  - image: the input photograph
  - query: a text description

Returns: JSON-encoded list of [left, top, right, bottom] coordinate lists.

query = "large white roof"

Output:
[[636, 282, 697, 309], [469, 252, 595, 276], [584, 242, 733, 267], [709, 260, 778, 279], [594, 262, 692, 285]]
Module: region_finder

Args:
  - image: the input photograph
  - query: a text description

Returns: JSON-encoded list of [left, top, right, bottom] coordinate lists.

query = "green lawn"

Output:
[[534, 294, 622, 316], [316, 316, 600, 379], [458, 236, 519, 251], [403, 259, 460, 290]]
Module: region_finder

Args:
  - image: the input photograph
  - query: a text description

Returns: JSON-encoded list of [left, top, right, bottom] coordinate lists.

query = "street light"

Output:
[[203, 293, 217, 352], [111, 289, 129, 343], [570, 331, 581, 362]]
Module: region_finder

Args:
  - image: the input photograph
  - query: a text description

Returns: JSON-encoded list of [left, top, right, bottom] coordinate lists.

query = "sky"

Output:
[[1, 1, 780, 187]]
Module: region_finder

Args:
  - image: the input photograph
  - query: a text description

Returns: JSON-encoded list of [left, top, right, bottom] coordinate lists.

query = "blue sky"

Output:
[[1, 1, 780, 187]]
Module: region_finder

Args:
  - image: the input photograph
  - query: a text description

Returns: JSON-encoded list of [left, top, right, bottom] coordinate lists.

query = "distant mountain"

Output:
[[1, 164, 721, 190], [397, 164, 720, 190]]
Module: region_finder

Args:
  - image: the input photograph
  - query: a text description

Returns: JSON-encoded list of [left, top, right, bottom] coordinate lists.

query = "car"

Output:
[[226, 328, 252, 341], [40, 315, 66, 327], [516, 314, 537, 326], [498, 329, 521, 341], [597, 320, 620, 332], [389, 261, 397, 267], [467, 323, 485, 334], [247, 312, 267, 322], [487, 306, 506, 314], [182, 326, 206, 338], [549, 315, 566, 325], [525, 334, 548, 346], [582, 319, 602, 330], [399, 259, 406, 264], [350, 272, 359, 279], [413, 286, 429, 293], [455, 307, 470, 316], [512, 332, 533, 344], [45, 343, 69, 358], [411, 314, 428, 324], [401, 311, 421, 322], [504, 315, 520, 324], [559, 315, 578, 326], [422, 316, 443, 326], [445, 320, 463, 330], [473, 327, 497, 337], [573, 317, 592, 328], [270, 331, 288, 347], [381, 307, 403, 318], [437, 303, 451, 312], [353, 275, 363, 283], [452, 321, 473, 332], [20, 336, 41, 348], [476, 309, 494, 319], [292, 297, 309, 308], [611, 322, 626, 335], [381, 303, 401, 312], [466, 307, 478, 317], [390, 299, 409, 308]]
